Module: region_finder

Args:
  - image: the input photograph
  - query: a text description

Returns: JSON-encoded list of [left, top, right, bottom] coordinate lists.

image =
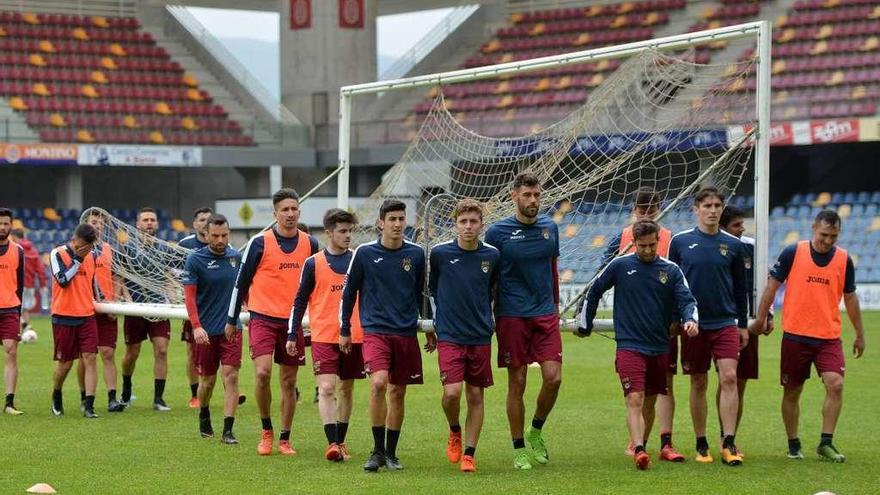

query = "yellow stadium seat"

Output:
[[612, 15, 628, 28], [23, 13, 40, 25], [774, 90, 789, 103], [9, 97, 27, 111], [115, 229, 129, 244], [43, 208, 61, 221], [32, 83, 51, 97], [72, 28, 89, 41], [573, 33, 591, 46], [641, 12, 660, 26], [584, 5, 602, 17], [565, 224, 579, 238], [499, 54, 514, 63], [851, 86, 867, 100], [813, 192, 831, 207], [528, 23, 545, 36], [494, 81, 510, 94], [870, 217, 880, 232], [101, 57, 118, 70], [180, 117, 198, 131], [90, 71, 108, 84], [552, 211, 564, 224], [182, 73, 199, 87], [554, 76, 572, 90], [776, 15, 788, 27], [171, 219, 188, 232], [772, 60, 786, 75], [783, 230, 799, 246], [587, 74, 605, 87], [533, 78, 550, 91], [150, 131, 165, 144], [814, 25, 833, 40], [123, 115, 139, 128], [509, 13, 524, 23], [558, 199, 573, 214], [810, 41, 828, 55], [186, 88, 203, 101], [592, 235, 606, 248], [12, 219, 24, 230], [870, 6, 880, 18], [862, 37, 879, 51], [49, 113, 67, 127], [155, 102, 173, 115], [560, 269, 574, 283], [496, 95, 514, 109], [76, 130, 94, 143], [617, 2, 635, 14], [0, 27, 7, 37], [777, 28, 796, 44], [823, 0, 840, 8], [837, 204, 852, 219], [81, 85, 100, 98], [28, 54, 47, 67], [92, 16, 110, 28], [482, 39, 501, 53], [825, 71, 844, 86], [109, 44, 127, 57], [38, 40, 55, 53]]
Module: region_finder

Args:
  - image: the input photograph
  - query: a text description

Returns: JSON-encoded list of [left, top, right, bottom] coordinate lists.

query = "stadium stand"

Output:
[[404, 0, 880, 136], [0, 11, 253, 146], [554, 191, 880, 284]]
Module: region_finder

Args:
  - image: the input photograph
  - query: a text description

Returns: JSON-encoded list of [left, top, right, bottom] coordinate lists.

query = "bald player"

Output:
[[287, 209, 364, 462], [179, 206, 213, 409], [751, 210, 866, 462], [120, 207, 173, 411], [49, 224, 100, 418], [227, 188, 318, 456], [0, 208, 25, 415]]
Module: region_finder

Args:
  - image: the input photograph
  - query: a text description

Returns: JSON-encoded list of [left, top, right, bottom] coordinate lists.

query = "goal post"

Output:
[[337, 21, 772, 315]]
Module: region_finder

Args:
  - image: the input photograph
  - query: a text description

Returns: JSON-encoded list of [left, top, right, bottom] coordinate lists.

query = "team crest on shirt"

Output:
[[228, 257, 237, 268], [719, 243, 729, 257], [658, 270, 668, 284], [542, 228, 550, 240], [402, 257, 412, 272], [481, 260, 491, 273], [744, 257, 752, 270]]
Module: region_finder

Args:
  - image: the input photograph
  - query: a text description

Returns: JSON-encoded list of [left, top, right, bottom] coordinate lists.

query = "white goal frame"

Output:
[[337, 21, 772, 302]]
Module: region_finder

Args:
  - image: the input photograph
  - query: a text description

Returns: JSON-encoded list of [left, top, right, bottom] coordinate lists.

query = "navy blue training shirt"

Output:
[[178, 234, 208, 250], [484, 214, 559, 317], [288, 249, 352, 340], [428, 240, 500, 345], [183, 246, 242, 335], [582, 254, 698, 355], [668, 227, 748, 330], [340, 240, 425, 337]]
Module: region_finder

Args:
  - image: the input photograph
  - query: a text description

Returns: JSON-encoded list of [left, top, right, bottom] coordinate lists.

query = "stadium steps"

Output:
[[0, 98, 39, 142], [142, 24, 279, 147]]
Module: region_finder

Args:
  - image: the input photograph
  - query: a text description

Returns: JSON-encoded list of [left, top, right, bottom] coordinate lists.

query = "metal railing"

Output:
[[379, 4, 481, 82], [166, 4, 299, 126], [0, 0, 137, 15]]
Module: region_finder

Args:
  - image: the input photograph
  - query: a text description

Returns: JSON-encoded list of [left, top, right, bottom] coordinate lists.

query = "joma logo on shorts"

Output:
[[806, 276, 830, 285], [278, 262, 301, 270]]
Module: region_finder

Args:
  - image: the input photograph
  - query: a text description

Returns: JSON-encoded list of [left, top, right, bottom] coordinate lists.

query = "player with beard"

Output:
[[179, 206, 213, 408]]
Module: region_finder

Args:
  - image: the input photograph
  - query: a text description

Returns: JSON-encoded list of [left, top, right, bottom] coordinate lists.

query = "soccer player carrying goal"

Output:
[[340, 199, 434, 472], [605, 187, 685, 462], [227, 188, 319, 456], [484, 172, 562, 470], [0, 208, 25, 415], [668, 187, 748, 466], [184, 214, 243, 444], [49, 224, 100, 418], [429, 199, 499, 473], [750, 210, 866, 462], [579, 219, 698, 469], [286, 208, 365, 462]]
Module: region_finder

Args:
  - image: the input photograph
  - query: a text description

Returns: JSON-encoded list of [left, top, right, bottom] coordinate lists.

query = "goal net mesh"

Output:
[[351, 46, 757, 312]]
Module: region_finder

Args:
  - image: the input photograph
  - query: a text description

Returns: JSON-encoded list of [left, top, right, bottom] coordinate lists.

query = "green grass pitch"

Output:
[[1, 313, 876, 494]]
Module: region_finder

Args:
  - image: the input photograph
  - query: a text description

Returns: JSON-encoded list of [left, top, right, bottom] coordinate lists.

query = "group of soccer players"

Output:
[[0, 170, 868, 472], [579, 186, 866, 469]]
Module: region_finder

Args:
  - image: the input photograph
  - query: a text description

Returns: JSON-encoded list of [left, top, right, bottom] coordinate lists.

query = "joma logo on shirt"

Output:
[[278, 262, 301, 270], [330, 283, 344, 293], [806, 275, 830, 285], [0, 264, 7, 269]]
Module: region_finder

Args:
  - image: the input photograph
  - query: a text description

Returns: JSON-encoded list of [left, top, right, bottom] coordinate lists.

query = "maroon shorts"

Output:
[[311, 342, 366, 380], [0, 312, 20, 342], [248, 317, 305, 366], [780, 336, 845, 388], [737, 334, 759, 380], [195, 333, 243, 376], [181, 320, 193, 343], [53, 317, 98, 361], [96, 314, 118, 349], [124, 316, 171, 344], [496, 314, 562, 368], [438, 341, 493, 388], [615, 349, 669, 396], [680, 325, 740, 375], [363, 333, 423, 386], [666, 335, 679, 375]]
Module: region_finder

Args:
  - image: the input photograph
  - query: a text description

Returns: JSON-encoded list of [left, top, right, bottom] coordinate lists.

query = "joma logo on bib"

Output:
[[278, 262, 301, 270]]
